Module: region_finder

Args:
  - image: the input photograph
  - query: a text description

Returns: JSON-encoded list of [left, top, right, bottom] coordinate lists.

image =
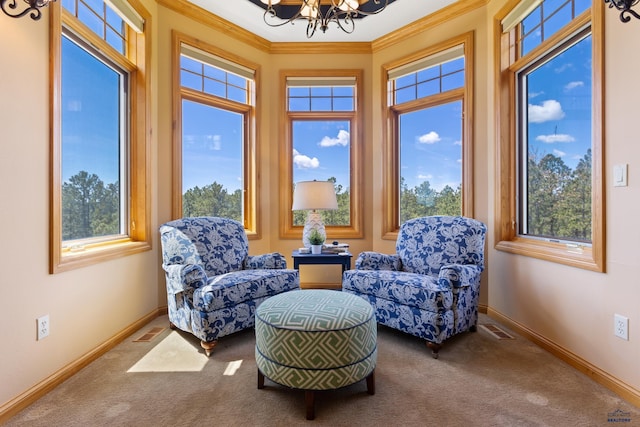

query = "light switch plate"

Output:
[[613, 164, 628, 187]]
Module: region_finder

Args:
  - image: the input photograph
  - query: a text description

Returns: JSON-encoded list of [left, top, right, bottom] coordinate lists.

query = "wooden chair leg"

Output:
[[366, 369, 375, 395], [426, 341, 441, 359], [200, 340, 218, 357], [305, 390, 315, 420]]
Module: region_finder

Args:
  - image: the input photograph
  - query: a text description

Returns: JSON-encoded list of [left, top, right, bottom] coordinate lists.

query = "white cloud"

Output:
[[319, 129, 350, 147], [564, 81, 584, 91], [528, 100, 565, 123], [529, 91, 544, 98], [418, 131, 440, 144], [454, 140, 462, 146], [207, 135, 222, 150], [292, 149, 320, 169], [417, 174, 433, 180], [553, 149, 566, 157], [535, 134, 575, 143]]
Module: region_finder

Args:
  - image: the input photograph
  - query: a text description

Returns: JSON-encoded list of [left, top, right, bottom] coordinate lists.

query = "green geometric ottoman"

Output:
[[255, 289, 377, 420]]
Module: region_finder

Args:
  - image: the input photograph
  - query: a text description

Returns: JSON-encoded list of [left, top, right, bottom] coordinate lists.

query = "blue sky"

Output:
[[62, 3, 592, 199], [526, 34, 592, 169]]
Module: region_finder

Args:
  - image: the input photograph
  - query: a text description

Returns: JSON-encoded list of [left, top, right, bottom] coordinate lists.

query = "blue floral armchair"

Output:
[[342, 216, 487, 358], [160, 217, 300, 356]]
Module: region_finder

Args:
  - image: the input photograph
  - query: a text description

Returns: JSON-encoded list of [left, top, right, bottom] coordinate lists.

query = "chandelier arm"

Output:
[[604, 0, 640, 22], [263, 5, 305, 28], [1, 0, 44, 20], [329, 8, 355, 34]]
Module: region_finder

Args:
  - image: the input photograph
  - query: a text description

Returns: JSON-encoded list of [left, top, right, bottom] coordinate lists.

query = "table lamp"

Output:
[[292, 180, 338, 247]]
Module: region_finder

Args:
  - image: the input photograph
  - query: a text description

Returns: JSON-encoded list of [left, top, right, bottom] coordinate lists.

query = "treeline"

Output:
[[62, 151, 591, 243]]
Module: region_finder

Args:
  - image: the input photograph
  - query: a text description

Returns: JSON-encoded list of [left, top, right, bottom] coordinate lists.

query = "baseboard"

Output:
[[0, 308, 166, 424], [486, 307, 640, 407]]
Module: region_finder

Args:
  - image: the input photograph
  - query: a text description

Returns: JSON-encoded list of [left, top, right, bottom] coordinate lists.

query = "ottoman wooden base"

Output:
[[257, 369, 375, 420], [255, 289, 377, 420]]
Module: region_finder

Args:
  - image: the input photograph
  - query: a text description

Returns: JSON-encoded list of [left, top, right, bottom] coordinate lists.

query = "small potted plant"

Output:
[[308, 228, 325, 254]]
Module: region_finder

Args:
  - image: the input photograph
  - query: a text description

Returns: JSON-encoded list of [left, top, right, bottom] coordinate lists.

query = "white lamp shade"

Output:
[[292, 180, 338, 211], [338, 0, 360, 12], [260, 0, 281, 4]]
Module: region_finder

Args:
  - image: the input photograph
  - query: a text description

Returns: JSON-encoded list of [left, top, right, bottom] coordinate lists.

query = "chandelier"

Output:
[[261, 0, 389, 38], [1, 0, 55, 20], [604, 0, 640, 22]]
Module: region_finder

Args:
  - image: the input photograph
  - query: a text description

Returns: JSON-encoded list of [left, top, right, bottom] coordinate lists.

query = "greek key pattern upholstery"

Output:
[[160, 217, 300, 349], [342, 216, 486, 355], [255, 290, 377, 390]]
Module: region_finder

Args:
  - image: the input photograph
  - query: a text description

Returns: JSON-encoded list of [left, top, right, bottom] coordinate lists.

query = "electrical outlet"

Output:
[[614, 314, 628, 341], [37, 315, 50, 340]]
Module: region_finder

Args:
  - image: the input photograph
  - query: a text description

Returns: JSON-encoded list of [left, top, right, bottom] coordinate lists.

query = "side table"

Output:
[[292, 250, 353, 273], [292, 250, 353, 289]]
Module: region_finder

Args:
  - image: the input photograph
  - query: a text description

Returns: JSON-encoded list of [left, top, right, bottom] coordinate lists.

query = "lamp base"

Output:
[[302, 211, 326, 248]]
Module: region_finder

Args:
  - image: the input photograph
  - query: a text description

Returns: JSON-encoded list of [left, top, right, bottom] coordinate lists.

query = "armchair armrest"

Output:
[[355, 252, 401, 271], [162, 263, 208, 295], [244, 252, 287, 270], [438, 264, 483, 289]]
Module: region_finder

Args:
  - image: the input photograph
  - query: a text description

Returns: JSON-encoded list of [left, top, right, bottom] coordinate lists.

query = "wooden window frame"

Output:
[[171, 32, 260, 237], [50, 0, 151, 274], [382, 32, 475, 239], [494, 2, 605, 272], [279, 69, 364, 240]]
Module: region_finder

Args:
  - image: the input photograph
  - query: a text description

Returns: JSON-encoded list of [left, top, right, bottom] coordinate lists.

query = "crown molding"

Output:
[[158, 0, 488, 55]]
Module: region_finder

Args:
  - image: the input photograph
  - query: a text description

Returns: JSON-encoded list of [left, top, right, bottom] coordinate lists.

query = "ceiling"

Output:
[[185, 0, 458, 43]]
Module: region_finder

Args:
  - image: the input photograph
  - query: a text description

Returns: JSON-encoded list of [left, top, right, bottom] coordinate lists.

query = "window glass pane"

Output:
[[289, 98, 310, 111], [311, 87, 331, 97], [203, 78, 226, 98], [61, 35, 124, 242], [181, 56, 202, 74], [544, 0, 568, 19], [227, 73, 246, 89], [417, 80, 439, 99], [333, 97, 354, 111], [180, 70, 201, 91], [417, 67, 439, 82], [227, 86, 247, 104], [289, 87, 309, 97], [292, 120, 351, 226], [203, 64, 225, 82], [181, 100, 243, 220], [395, 86, 415, 104], [399, 101, 462, 223], [333, 86, 353, 97], [441, 57, 464, 75], [78, 3, 104, 39], [311, 97, 332, 111], [106, 28, 124, 53], [62, 0, 76, 14], [442, 70, 464, 92], [521, 34, 592, 242], [395, 74, 415, 89]]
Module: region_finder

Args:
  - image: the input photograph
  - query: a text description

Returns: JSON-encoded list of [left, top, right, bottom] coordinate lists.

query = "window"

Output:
[[280, 71, 363, 240], [382, 33, 474, 238], [51, 0, 150, 273], [173, 34, 258, 235], [496, 0, 604, 271]]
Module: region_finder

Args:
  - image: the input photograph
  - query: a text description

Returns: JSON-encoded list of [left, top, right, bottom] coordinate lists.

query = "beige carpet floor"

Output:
[[5, 314, 640, 426]]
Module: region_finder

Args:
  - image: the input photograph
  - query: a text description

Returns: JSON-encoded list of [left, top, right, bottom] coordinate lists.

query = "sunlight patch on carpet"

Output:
[[127, 331, 208, 372], [479, 324, 515, 340], [133, 327, 166, 342], [223, 360, 243, 376]]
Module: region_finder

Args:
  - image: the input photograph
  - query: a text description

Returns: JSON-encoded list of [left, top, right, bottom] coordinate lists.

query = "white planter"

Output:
[[310, 245, 323, 254]]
